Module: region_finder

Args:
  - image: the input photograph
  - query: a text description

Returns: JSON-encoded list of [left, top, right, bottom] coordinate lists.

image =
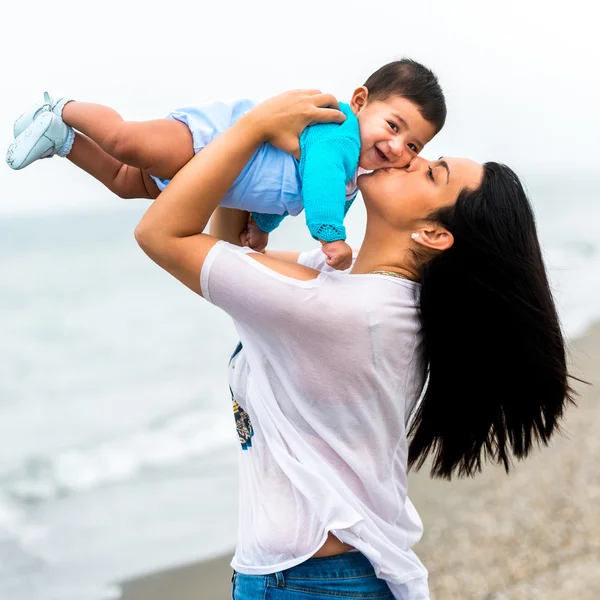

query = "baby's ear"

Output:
[[350, 86, 369, 113]]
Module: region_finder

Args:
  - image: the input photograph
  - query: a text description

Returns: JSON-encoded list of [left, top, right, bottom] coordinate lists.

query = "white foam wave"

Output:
[[4, 408, 236, 502], [0, 492, 48, 586]]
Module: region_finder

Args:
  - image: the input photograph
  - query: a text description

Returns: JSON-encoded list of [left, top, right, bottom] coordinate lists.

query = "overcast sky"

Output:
[[1, 0, 598, 214]]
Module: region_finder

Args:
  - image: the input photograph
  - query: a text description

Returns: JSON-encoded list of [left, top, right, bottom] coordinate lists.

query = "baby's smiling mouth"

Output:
[[375, 147, 388, 162]]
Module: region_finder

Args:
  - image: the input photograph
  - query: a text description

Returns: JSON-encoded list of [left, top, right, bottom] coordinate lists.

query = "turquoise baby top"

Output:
[[149, 99, 360, 242], [252, 102, 361, 242]]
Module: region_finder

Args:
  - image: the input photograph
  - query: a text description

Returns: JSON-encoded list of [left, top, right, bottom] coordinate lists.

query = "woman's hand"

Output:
[[135, 90, 345, 296], [242, 90, 345, 159]]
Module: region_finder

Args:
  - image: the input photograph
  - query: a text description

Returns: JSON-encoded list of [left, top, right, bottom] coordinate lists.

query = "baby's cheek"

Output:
[[390, 155, 411, 169], [357, 149, 371, 170]]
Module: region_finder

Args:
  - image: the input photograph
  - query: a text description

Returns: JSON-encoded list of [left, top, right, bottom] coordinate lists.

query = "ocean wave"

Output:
[[3, 408, 236, 502], [0, 491, 48, 586]]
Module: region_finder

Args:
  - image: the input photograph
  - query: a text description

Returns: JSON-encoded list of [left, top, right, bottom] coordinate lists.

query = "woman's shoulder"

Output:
[[298, 248, 419, 292], [204, 242, 417, 317]]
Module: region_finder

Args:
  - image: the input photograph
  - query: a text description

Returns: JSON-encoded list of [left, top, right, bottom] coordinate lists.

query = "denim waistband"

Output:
[[281, 551, 375, 580]]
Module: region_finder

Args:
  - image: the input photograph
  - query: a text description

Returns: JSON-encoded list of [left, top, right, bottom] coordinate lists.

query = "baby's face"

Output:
[[352, 92, 438, 171]]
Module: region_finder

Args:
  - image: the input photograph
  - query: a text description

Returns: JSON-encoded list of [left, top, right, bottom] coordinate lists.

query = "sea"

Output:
[[0, 174, 598, 600]]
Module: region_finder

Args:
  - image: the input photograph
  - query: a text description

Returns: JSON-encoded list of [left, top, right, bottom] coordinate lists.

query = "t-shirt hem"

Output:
[[230, 526, 427, 591], [230, 517, 363, 575]]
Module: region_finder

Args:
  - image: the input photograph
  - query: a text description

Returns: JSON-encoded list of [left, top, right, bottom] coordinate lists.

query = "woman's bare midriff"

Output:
[[311, 532, 355, 558]]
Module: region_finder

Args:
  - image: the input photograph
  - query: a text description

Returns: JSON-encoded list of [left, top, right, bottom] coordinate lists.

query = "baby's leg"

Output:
[[62, 102, 194, 181], [68, 131, 160, 199]]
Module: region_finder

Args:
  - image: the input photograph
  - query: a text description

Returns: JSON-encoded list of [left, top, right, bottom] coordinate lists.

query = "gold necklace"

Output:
[[369, 269, 410, 280]]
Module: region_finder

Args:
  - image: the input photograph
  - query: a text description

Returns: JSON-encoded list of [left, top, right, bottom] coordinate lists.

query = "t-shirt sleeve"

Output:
[[250, 211, 288, 233], [201, 241, 332, 333]]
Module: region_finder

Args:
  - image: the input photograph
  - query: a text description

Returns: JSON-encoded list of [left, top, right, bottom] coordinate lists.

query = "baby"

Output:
[[7, 59, 446, 268]]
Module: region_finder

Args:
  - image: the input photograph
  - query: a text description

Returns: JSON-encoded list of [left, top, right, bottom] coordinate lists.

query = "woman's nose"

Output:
[[406, 156, 427, 171]]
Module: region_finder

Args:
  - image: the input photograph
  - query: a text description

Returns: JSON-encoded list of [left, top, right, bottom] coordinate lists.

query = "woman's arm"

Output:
[[263, 249, 302, 263], [134, 90, 344, 296]]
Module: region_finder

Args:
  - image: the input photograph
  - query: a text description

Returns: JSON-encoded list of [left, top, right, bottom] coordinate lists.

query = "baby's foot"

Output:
[[6, 112, 74, 170], [240, 215, 269, 253], [13, 92, 72, 138]]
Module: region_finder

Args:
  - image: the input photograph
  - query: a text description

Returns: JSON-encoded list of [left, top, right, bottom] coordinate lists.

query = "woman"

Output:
[[134, 91, 574, 599]]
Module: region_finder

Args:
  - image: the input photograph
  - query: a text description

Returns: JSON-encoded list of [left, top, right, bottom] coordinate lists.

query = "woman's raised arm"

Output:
[[134, 90, 344, 295]]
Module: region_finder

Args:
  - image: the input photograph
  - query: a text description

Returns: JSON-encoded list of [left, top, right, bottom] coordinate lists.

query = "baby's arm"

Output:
[[301, 138, 359, 270]]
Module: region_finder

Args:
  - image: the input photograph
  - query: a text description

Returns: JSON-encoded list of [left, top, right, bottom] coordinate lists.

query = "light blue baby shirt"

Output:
[[151, 99, 360, 242]]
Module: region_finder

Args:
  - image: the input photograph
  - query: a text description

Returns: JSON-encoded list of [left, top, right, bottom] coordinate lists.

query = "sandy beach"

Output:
[[119, 323, 600, 600]]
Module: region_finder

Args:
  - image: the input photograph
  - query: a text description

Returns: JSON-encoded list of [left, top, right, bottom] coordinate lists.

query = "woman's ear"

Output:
[[414, 226, 454, 252], [350, 87, 369, 114]]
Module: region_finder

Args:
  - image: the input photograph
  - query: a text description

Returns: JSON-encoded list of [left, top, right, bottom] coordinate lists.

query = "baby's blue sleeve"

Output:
[[301, 137, 360, 242], [251, 211, 288, 233]]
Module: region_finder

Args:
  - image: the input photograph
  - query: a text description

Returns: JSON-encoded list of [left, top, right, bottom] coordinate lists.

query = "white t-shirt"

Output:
[[201, 241, 430, 600]]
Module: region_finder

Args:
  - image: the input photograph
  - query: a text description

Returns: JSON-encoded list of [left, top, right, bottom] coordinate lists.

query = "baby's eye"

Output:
[[408, 143, 417, 152], [387, 121, 399, 133]]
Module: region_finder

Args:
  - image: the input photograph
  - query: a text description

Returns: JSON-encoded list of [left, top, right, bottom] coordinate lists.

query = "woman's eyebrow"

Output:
[[436, 158, 450, 183]]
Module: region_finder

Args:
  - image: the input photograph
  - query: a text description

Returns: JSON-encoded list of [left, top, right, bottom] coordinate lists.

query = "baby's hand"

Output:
[[321, 240, 353, 270], [240, 215, 269, 253]]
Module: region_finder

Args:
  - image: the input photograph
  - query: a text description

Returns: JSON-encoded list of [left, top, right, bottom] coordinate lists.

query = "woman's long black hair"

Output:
[[408, 162, 578, 479]]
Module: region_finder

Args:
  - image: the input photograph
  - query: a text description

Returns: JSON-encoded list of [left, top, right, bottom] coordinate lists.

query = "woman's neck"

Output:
[[351, 226, 419, 281]]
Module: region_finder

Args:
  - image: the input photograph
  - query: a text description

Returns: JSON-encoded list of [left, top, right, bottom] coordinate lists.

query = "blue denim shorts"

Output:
[[232, 552, 393, 599]]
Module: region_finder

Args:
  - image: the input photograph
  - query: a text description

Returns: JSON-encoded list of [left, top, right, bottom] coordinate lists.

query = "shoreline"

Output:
[[119, 322, 600, 600], [119, 553, 235, 600]]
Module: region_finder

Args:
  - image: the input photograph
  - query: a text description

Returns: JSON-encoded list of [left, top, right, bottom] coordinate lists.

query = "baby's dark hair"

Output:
[[364, 59, 447, 134]]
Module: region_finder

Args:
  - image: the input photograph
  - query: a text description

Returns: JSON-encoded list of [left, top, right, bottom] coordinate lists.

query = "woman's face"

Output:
[[357, 156, 483, 228]]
